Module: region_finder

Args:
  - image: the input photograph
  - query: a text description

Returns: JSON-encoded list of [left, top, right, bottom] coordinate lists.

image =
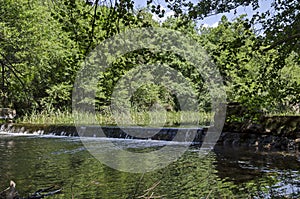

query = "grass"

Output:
[[19, 109, 75, 125], [265, 111, 300, 117], [263, 105, 300, 116], [17, 107, 300, 126], [264, 108, 300, 117], [18, 109, 213, 127]]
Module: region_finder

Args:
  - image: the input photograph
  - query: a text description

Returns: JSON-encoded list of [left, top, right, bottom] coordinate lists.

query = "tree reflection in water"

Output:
[[0, 136, 299, 198]]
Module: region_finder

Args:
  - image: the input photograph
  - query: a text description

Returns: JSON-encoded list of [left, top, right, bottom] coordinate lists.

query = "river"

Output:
[[0, 133, 299, 198]]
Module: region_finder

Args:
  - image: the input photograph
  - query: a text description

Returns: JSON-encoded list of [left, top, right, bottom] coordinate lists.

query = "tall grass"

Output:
[[265, 110, 300, 117], [263, 104, 300, 117], [19, 109, 213, 127], [19, 107, 300, 126], [20, 109, 75, 125]]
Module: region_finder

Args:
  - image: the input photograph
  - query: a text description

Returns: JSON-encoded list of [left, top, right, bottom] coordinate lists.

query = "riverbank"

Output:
[[220, 115, 300, 150], [223, 115, 300, 137]]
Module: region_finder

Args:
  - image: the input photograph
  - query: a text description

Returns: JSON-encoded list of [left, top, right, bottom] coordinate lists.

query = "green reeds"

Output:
[[19, 109, 213, 127]]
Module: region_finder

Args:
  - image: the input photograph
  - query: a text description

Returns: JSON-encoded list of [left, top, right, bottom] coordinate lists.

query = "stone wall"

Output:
[[221, 115, 300, 151], [223, 116, 300, 138]]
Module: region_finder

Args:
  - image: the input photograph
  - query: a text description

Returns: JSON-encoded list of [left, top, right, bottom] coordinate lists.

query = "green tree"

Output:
[[0, 0, 78, 112], [146, 0, 299, 51], [1, 0, 299, 118], [198, 15, 300, 115]]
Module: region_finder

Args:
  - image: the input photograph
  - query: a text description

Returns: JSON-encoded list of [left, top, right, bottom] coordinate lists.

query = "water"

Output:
[[0, 134, 299, 198]]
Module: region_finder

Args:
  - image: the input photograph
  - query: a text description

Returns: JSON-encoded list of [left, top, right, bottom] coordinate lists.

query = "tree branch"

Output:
[[0, 52, 36, 106], [85, 0, 99, 56], [263, 33, 300, 51], [0, 52, 27, 90]]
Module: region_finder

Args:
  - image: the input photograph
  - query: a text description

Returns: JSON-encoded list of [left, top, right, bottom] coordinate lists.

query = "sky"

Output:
[[200, 0, 272, 28], [134, 0, 273, 28], [92, 0, 273, 29]]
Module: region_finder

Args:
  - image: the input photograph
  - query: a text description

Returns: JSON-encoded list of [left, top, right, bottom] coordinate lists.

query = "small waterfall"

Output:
[[0, 124, 207, 143]]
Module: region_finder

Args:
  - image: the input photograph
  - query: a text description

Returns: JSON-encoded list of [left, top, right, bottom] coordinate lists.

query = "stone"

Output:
[[0, 108, 16, 123]]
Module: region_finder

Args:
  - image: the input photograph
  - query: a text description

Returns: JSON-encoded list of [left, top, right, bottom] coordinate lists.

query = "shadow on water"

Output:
[[0, 135, 299, 198]]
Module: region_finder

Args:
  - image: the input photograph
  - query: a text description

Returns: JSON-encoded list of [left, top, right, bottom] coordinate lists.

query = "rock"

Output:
[[0, 108, 16, 123], [0, 180, 19, 199]]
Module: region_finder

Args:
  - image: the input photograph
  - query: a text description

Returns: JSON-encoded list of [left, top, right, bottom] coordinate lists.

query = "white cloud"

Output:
[[202, 21, 219, 28], [152, 7, 175, 23]]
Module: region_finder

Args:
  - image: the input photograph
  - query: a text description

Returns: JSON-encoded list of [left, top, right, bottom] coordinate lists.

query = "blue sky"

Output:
[[200, 0, 272, 27], [134, 0, 272, 28]]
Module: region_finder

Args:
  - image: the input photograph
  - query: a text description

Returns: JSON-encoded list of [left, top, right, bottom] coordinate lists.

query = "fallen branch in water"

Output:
[[137, 181, 165, 199], [0, 181, 61, 199], [26, 185, 62, 199]]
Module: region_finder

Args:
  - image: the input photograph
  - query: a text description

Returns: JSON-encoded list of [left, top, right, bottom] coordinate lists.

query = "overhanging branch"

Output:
[[263, 33, 300, 51]]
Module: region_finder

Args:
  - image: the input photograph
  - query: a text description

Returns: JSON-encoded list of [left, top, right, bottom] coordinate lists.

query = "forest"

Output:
[[0, 0, 299, 124]]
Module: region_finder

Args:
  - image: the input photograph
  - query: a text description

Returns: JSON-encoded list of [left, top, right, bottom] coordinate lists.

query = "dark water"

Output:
[[0, 134, 299, 198]]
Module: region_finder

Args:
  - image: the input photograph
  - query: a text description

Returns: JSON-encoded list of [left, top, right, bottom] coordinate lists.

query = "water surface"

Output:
[[0, 134, 299, 198]]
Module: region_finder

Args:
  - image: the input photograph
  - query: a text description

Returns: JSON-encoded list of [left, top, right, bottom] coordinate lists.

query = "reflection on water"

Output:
[[0, 135, 299, 198]]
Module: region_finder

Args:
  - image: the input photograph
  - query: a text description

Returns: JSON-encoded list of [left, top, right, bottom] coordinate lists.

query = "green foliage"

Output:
[[149, 0, 299, 52], [0, 0, 299, 123], [198, 15, 299, 115], [0, 0, 78, 112], [129, 83, 175, 112], [95, 45, 205, 113]]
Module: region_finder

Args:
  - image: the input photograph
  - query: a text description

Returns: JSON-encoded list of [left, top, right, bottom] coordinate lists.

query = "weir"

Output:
[[0, 124, 207, 143], [1, 122, 299, 150]]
